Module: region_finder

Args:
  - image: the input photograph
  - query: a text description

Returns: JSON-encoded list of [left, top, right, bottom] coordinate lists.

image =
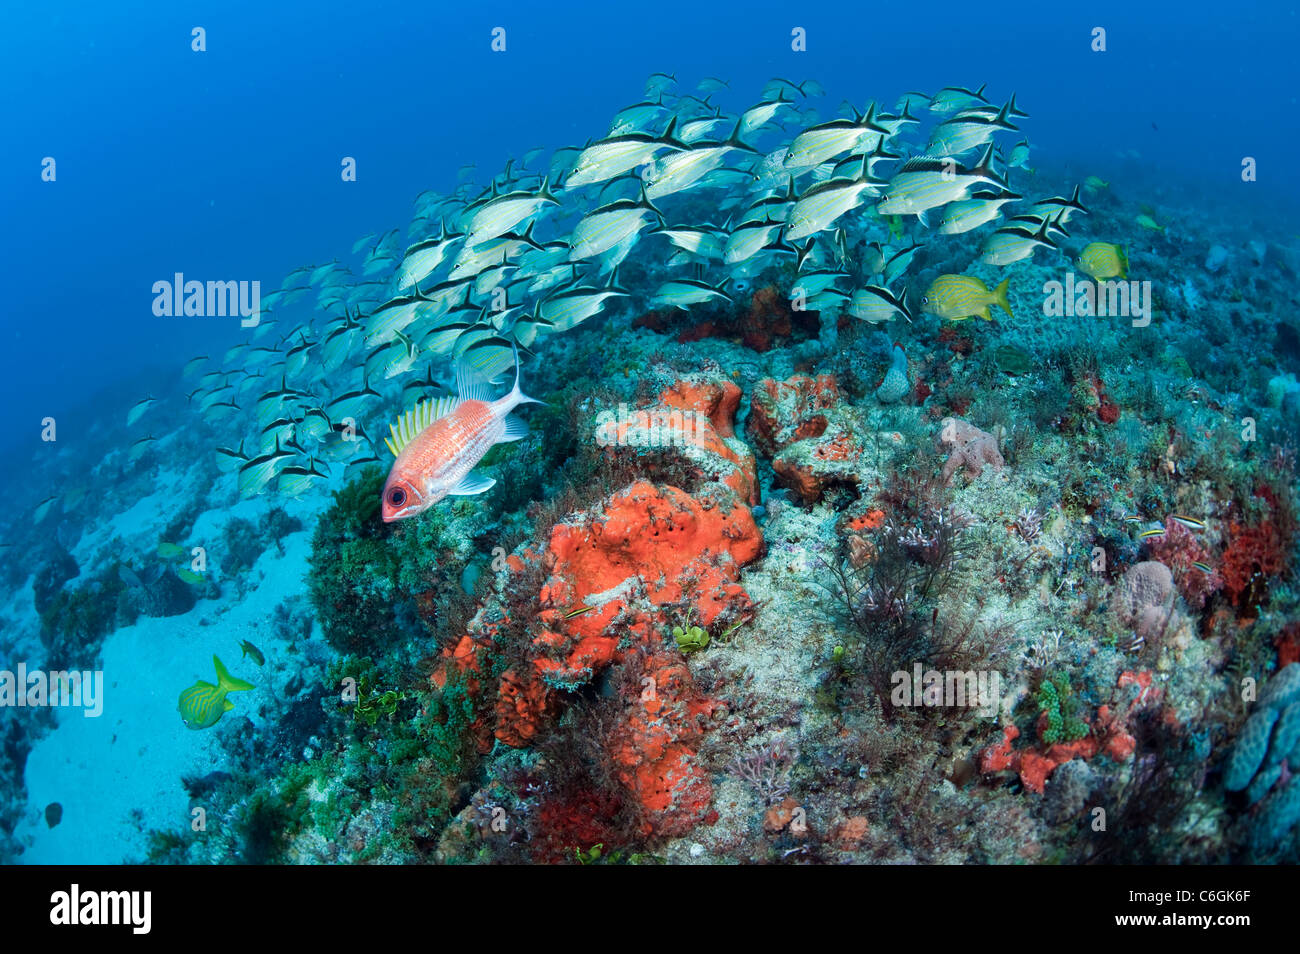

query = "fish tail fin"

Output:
[[212, 655, 254, 693], [994, 277, 1013, 318], [1118, 245, 1129, 279]]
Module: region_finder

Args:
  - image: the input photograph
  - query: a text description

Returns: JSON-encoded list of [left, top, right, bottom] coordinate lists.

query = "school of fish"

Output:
[[134, 75, 1106, 509]]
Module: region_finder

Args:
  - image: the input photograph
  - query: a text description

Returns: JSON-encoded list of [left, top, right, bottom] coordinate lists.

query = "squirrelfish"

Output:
[[381, 352, 540, 521]]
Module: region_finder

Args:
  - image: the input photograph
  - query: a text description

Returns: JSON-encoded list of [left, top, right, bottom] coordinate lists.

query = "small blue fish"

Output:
[[1170, 515, 1206, 531]]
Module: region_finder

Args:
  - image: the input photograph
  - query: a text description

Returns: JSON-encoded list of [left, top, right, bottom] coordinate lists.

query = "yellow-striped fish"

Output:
[[1077, 242, 1127, 280], [920, 275, 1011, 321], [178, 656, 255, 729]]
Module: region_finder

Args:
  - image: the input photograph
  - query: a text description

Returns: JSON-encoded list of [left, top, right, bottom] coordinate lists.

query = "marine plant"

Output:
[[38, 563, 130, 669], [821, 466, 989, 721], [352, 676, 403, 727], [1035, 673, 1089, 745], [1081, 709, 1214, 864], [307, 467, 402, 653]]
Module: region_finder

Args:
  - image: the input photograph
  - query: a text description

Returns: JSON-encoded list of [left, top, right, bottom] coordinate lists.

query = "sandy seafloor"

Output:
[[9, 454, 329, 863]]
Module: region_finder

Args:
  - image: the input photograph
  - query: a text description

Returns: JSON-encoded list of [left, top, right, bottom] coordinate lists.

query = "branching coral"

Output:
[[727, 737, 796, 806], [821, 477, 994, 721]]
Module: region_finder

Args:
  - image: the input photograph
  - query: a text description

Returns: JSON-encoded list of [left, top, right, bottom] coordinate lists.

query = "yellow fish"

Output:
[[921, 275, 1012, 321], [1084, 176, 1109, 191], [1136, 213, 1164, 232], [1077, 242, 1128, 280], [179, 655, 255, 729], [238, 639, 265, 666]]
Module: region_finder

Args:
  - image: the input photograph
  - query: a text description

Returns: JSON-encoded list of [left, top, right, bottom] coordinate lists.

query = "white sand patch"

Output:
[[16, 511, 320, 864]]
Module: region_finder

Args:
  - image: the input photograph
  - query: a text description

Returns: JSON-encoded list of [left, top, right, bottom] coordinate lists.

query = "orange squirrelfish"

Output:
[[381, 355, 540, 521]]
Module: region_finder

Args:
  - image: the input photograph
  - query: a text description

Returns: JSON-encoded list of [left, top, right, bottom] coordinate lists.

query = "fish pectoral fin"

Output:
[[449, 472, 497, 496]]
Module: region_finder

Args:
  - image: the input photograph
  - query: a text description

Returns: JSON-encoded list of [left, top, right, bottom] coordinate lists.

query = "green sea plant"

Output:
[[352, 675, 403, 726], [1036, 673, 1088, 745], [673, 623, 709, 653]]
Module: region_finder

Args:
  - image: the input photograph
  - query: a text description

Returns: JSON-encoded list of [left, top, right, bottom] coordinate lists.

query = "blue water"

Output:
[[2, 0, 1296, 480], [4, 0, 1300, 868]]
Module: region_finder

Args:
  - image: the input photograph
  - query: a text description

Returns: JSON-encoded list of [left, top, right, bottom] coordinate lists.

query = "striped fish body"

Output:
[[569, 206, 655, 261], [178, 683, 233, 729], [1078, 242, 1127, 280], [938, 196, 1017, 234], [926, 120, 998, 158], [877, 169, 973, 216], [979, 227, 1053, 266], [785, 177, 876, 242], [921, 275, 1011, 321], [382, 401, 504, 521]]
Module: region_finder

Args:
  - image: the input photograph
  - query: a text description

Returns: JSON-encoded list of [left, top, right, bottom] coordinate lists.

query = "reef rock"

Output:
[[435, 375, 765, 838], [746, 373, 864, 503]]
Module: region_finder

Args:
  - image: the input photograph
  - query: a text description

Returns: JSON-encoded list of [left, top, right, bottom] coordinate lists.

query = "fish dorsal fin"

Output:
[[384, 396, 459, 458], [454, 359, 496, 404]]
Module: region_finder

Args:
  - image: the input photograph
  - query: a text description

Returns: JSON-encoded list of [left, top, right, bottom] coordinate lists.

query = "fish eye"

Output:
[[388, 487, 407, 507], [922, 296, 929, 304]]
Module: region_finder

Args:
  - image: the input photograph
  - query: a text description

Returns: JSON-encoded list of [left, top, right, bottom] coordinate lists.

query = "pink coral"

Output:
[[937, 418, 1005, 483], [1145, 518, 1220, 608]]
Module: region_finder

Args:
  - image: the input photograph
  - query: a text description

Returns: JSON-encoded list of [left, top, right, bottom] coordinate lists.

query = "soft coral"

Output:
[[1145, 518, 1220, 609], [1221, 485, 1295, 611]]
